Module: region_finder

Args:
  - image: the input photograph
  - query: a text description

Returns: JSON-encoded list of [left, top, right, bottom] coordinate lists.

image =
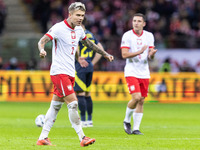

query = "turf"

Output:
[[0, 102, 199, 150]]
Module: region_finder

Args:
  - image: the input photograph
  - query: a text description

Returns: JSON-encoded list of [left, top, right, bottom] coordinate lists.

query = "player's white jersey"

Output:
[[46, 20, 86, 77], [120, 29, 154, 78]]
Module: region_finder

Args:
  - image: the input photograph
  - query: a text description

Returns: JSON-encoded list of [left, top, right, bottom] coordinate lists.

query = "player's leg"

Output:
[[37, 75, 64, 145], [85, 92, 93, 127], [38, 96, 63, 144], [132, 96, 144, 135], [85, 72, 93, 127], [64, 75, 95, 146], [132, 78, 149, 135], [64, 93, 85, 140], [74, 72, 87, 127], [76, 92, 88, 127], [64, 93, 95, 146], [124, 93, 141, 134], [124, 77, 141, 134]]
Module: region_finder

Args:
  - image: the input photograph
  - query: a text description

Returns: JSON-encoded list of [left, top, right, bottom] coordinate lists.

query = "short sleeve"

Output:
[[45, 24, 59, 40], [79, 27, 86, 41], [120, 33, 130, 49], [148, 33, 155, 48]]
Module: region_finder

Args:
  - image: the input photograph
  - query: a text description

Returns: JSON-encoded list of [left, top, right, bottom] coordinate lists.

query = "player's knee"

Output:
[[138, 100, 144, 105], [137, 97, 145, 105], [67, 101, 80, 125], [51, 100, 63, 111], [67, 101, 78, 110], [133, 95, 142, 102]]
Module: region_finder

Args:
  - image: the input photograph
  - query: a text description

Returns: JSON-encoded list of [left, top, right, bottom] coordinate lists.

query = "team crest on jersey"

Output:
[[71, 31, 76, 39], [67, 85, 72, 91], [137, 39, 142, 45]]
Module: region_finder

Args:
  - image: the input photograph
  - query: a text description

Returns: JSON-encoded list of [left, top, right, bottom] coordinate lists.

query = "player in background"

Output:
[[121, 13, 157, 135], [74, 21, 103, 128], [36, 2, 114, 147]]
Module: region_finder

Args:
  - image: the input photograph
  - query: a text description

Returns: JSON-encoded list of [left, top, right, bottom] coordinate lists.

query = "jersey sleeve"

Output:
[[45, 24, 59, 40], [148, 33, 155, 48], [79, 27, 86, 41], [120, 33, 130, 49]]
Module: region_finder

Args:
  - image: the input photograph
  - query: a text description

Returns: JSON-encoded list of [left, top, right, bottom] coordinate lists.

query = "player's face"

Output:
[[69, 10, 85, 26], [132, 16, 146, 31]]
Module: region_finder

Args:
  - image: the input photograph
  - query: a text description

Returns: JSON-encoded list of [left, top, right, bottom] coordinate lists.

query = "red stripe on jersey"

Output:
[[82, 36, 87, 40], [64, 19, 74, 30], [149, 46, 154, 48], [46, 34, 53, 40], [55, 39, 57, 53], [121, 46, 130, 49], [132, 29, 143, 37]]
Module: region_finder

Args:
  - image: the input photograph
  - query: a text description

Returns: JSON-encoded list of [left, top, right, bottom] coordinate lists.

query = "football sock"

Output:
[[67, 101, 85, 141], [124, 106, 135, 123], [133, 112, 143, 131], [85, 96, 93, 121], [39, 100, 63, 140], [77, 96, 86, 121]]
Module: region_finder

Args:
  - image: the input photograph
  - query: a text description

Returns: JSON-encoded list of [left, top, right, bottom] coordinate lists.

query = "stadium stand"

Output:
[[0, 0, 6, 35], [22, 0, 200, 49], [1, 0, 200, 72]]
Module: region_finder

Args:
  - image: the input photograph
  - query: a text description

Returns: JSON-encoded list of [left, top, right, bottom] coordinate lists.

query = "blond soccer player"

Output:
[[36, 2, 114, 147]]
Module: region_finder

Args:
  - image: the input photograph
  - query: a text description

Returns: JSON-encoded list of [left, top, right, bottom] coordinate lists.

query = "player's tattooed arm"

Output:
[[38, 35, 51, 58], [38, 35, 51, 51], [81, 38, 114, 62], [81, 38, 108, 56]]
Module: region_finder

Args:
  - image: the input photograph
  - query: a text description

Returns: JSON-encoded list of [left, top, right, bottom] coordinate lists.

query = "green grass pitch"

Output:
[[0, 101, 199, 150]]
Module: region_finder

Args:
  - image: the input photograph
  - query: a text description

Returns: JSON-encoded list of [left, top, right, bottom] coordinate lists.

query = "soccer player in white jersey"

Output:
[[121, 13, 157, 135], [36, 2, 114, 147]]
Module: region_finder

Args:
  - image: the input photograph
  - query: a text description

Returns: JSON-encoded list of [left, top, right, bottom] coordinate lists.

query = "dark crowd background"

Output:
[[1, 0, 200, 72]]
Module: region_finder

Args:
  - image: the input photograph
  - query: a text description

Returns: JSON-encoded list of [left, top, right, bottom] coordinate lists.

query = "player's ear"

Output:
[[68, 11, 73, 17], [143, 22, 146, 27]]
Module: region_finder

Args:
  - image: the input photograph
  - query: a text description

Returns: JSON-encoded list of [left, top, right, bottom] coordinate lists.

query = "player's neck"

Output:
[[133, 29, 143, 36], [66, 19, 75, 29]]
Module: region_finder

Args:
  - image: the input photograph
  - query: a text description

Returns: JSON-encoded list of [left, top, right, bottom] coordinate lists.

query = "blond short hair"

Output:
[[68, 2, 86, 13]]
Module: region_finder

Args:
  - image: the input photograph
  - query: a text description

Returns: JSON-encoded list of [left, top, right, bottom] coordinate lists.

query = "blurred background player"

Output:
[[121, 13, 157, 135], [74, 20, 104, 128], [36, 2, 114, 147]]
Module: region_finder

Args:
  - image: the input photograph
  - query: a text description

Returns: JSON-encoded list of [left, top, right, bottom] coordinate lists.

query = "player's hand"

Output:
[[104, 54, 114, 62], [148, 46, 157, 59], [40, 49, 47, 58], [78, 57, 89, 68], [149, 46, 157, 55]]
